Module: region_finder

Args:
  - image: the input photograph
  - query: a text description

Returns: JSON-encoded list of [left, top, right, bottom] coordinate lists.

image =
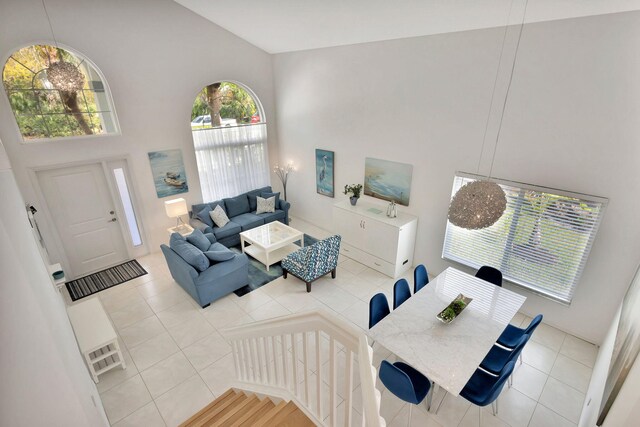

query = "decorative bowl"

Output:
[[52, 270, 65, 280], [437, 294, 473, 324]]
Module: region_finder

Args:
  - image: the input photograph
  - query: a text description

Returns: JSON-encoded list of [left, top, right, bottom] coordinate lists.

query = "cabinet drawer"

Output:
[[341, 243, 395, 277]]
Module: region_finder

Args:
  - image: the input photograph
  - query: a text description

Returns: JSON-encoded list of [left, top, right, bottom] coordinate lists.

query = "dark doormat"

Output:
[[65, 259, 147, 301], [232, 234, 318, 296]]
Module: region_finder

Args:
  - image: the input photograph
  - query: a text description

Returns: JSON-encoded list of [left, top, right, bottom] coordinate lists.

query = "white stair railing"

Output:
[[222, 310, 386, 427]]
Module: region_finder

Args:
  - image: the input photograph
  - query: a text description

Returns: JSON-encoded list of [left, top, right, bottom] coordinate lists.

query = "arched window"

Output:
[[2, 44, 119, 141], [191, 82, 269, 201]]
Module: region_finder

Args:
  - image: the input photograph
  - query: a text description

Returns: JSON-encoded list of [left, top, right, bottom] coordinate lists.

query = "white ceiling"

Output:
[[174, 0, 640, 53]]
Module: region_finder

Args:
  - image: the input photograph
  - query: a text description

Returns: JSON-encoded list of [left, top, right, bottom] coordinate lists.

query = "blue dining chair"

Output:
[[414, 264, 429, 293], [475, 266, 503, 287], [459, 361, 516, 425], [379, 360, 433, 426], [480, 334, 530, 374], [369, 293, 391, 329], [393, 278, 412, 309], [497, 314, 543, 349]]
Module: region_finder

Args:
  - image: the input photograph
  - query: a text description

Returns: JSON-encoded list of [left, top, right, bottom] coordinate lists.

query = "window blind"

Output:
[[442, 173, 607, 304]]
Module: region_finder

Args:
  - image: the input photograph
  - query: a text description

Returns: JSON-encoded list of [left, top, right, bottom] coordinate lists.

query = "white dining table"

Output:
[[368, 267, 526, 396]]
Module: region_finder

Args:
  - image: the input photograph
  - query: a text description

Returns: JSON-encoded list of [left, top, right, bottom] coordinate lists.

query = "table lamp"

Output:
[[164, 198, 189, 233]]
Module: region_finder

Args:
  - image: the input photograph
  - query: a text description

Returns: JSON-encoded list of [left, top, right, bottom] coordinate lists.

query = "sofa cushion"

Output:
[[195, 253, 247, 287], [186, 229, 211, 252], [204, 250, 235, 263], [256, 196, 276, 214], [195, 206, 214, 228], [193, 200, 225, 228], [261, 192, 280, 208], [256, 209, 286, 224], [169, 232, 186, 244], [233, 213, 265, 231], [210, 204, 230, 228], [247, 186, 272, 211], [224, 194, 250, 218], [207, 242, 228, 252], [169, 234, 209, 272], [213, 220, 242, 240]]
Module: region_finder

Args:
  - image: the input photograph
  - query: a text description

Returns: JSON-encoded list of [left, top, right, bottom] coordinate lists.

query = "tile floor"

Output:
[[65, 218, 598, 427]]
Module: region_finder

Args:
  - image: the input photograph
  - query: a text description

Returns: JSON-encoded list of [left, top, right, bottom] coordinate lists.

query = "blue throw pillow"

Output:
[[261, 192, 280, 208], [170, 235, 209, 272], [195, 206, 213, 228], [224, 195, 250, 217], [186, 229, 211, 252], [204, 250, 235, 263], [169, 232, 186, 245]]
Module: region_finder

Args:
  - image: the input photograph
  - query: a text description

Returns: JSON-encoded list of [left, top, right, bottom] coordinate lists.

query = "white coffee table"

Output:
[[240, 222, 304, 271]]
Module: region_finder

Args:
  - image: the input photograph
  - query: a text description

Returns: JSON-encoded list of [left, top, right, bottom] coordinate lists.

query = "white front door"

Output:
[[38, 163, 129, 277]]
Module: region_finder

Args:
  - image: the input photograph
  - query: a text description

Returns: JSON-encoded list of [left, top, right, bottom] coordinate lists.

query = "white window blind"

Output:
[[442, 173, 607, 304]]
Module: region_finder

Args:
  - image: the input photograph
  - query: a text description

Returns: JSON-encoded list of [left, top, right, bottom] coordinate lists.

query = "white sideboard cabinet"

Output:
[[333, 200, 418, 278]]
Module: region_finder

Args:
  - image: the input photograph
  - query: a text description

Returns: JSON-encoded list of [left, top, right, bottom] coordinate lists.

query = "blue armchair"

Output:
[[281, 235, 341, 292]]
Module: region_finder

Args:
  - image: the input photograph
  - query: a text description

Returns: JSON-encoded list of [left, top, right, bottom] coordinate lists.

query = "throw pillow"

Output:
[[186, 228, 211, 252], [256, 196, 276, 214], [204, 250, 235, 262], [169, 232, 186, 246], [224, 194, 250, 217], [195, 206, 214, 228], [261, 192, 280, 209], [170, 238, 209, 272], [210, 204, 230, 228]]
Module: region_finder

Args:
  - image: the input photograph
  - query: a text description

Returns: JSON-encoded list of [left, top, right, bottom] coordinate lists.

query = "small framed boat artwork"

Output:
[[148, 149, 189, 198]]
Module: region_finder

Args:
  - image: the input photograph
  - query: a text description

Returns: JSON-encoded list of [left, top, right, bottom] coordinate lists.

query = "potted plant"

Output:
[[343, 184, 363, 206]]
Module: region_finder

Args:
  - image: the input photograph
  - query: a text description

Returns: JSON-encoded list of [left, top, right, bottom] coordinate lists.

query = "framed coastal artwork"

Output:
[[148, 149, 189, 198], [597, 263, 640, 425], [364, 157, 413, 206], [315, 149, 334, 197]]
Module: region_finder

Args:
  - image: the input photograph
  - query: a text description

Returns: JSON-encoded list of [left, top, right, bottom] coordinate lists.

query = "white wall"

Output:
[[0, 139, 108, 426], [580, 303, 640, 427], [273, 11, 640, 344], [0, 0, 279, 275]]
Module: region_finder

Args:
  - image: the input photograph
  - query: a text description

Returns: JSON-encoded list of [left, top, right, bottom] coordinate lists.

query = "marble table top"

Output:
[[368, 267, 526, 395]]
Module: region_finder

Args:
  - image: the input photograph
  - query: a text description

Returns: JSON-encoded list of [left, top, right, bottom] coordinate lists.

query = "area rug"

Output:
[[65, 259, 147, 301], [232, 234, 318, 296]]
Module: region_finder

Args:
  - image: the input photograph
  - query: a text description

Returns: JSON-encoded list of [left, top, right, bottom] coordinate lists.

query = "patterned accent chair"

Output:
[[281, 235, 341, 292]]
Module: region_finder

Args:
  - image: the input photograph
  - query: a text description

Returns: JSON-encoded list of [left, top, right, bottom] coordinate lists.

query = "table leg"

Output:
[[240, 237, 245, 253], [265, 251, 270, 272]]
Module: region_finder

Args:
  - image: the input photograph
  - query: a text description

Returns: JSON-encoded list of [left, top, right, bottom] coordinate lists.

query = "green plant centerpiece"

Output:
[[437, 294, 472, 324], [344, 184, 363, 206]]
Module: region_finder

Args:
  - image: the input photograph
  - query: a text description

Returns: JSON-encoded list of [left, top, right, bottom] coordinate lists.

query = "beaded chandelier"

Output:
[[47, 61, 85, 92], [448, 180, 506, 230]]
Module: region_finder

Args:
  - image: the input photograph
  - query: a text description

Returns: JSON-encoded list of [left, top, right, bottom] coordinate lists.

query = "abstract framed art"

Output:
[[315, 149, 334, 197], [364, 157, 413, 206], [148, 149, 189, 198]]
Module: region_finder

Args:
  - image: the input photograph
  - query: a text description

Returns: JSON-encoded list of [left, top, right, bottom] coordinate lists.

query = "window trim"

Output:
[[442, 171, 608, 305], [1, 42, 121, 143]]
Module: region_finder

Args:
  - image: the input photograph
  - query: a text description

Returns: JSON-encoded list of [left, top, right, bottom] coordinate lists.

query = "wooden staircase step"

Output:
[[180, 389, 315, 427], [210, 394, 260, 427], [230, 398, 275, 426], [179, 390, 237, 427], [251, 400, 291, 427], [272, 405, 316, 427], [181, 390, 247, 427], [263, 401, 303, 426]]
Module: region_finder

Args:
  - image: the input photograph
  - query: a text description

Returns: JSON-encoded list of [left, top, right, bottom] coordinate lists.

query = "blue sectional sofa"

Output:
[[189, 186, 290, 247], [161, 231, 248, 307]]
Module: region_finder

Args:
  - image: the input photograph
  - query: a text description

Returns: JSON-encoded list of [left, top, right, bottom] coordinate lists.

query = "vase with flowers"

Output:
[[343, 184, 363, 206]]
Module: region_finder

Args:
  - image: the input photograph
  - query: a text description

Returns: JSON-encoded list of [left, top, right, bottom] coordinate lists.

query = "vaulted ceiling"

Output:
[[175, 0, 640, 53]]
